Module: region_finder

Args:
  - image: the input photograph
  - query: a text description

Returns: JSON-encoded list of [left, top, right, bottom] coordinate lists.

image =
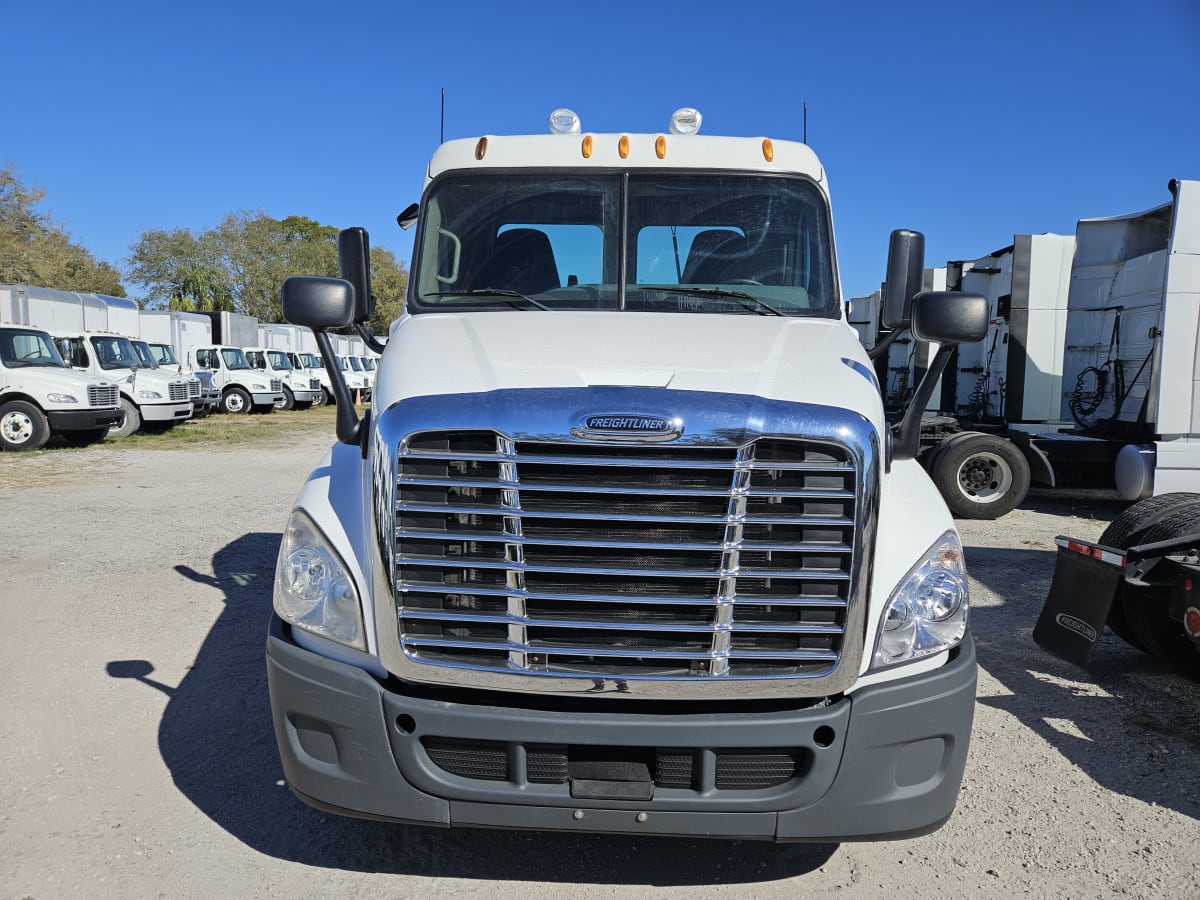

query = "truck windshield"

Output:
[[298, 353, 321, 369], [0, 328, 68, 368], [267, 351, 292, 370], [91, 335, 141, 370], [220, 348, 251, 370], [412, 171, 837, 316], [131, 341, 159, 369], [149, 344, 180, 366], [348, 357, 362, 371], [362, 358, 376, 371]]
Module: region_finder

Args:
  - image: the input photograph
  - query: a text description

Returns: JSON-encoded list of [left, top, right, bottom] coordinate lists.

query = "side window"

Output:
[[55, 338, 89, 368]]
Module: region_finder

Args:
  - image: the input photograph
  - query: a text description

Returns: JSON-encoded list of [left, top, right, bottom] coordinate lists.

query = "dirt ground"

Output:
[[1, 432, 1197, 899]]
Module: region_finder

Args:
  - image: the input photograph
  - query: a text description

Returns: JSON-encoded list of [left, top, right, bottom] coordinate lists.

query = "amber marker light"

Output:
[[762, 139, 774, 162], [618, 135, 630, 158], [655, 135, 667, 159], [582, 135, 593, 158], [475, 137, 488, 160]]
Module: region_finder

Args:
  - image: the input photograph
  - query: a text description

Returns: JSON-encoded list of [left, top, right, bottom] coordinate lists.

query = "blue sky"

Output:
[[5, 0, 1198, 301]]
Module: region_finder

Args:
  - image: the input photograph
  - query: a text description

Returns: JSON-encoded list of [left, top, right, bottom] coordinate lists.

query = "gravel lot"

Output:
[[2, 429, 1197, 899]]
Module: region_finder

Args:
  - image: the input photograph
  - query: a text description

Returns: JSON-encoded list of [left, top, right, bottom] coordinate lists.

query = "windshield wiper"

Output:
[[432, 289, 551, 311], [644, 286, 785, 316]]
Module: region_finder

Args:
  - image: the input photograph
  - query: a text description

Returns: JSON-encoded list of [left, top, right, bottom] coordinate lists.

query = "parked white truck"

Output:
[[1034, 180, 1200, 681], [266, 111, 991, 842], [137, 311, 220, 415], [0, 321, 123, 449], [244, 343, 323, 410], [1, 285, 193, 437]]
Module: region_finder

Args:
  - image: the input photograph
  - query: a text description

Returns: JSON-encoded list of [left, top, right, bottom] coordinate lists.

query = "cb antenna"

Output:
[[440, 88, 445, 144], [803, 101, 808, 144]]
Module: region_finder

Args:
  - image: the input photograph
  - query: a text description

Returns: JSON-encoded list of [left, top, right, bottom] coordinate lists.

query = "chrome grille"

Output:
[[87, 384, 119, 408], [310, 378, 321, 390], [394, 430, 857, 682], [187, 380, 201, 399], [270, 378, 283, 392], [168, 382, 188, 402]]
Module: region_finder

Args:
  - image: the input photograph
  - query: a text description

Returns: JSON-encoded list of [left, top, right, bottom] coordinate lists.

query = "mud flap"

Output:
[[1034, 538, 1125, 668]]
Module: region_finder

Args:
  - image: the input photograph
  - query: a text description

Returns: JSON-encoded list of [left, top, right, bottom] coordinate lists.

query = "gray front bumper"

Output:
[[266, 616, 976, 842], [252, 392, 285, 407], [140, 401, 193, 422]]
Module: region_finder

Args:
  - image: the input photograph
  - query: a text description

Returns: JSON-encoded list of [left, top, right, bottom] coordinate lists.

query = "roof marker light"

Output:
[[549, 108, 581, 134], [669, 108, 702, 135], [618, 135, 629, 159], [475, 137, 488, 160], [581, 135, 593, 158], [762, 139, 774, 162], [656, 135, 667, 159]]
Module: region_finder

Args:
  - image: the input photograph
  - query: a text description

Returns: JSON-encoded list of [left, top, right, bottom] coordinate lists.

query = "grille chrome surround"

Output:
[[168, 382, 189, 402], [371, 388, 879, 700], [87, 384, 119, 408], [270, 378, 283, 393], [187, 379, 201, 399]]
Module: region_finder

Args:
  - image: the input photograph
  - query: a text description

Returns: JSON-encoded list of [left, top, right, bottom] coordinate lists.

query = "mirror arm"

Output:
[[354, 323, 387, 355], [867, 327, 905, 361], [313, 330, 361, 445], [891, 343, 954, 461]]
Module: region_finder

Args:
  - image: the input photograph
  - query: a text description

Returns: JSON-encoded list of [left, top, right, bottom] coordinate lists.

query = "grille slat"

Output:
[[168, 382, 188, 402], [395, 430, 856, 681], [87, 384, 119, 407]]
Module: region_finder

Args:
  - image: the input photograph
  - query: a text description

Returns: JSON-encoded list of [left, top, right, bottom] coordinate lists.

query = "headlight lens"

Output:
[[872, 531, 968, 669], [251, 383, 267, 391], [274, 509, 365, 649], [46, 393, 78, 404], [137, 390, 163, 400]]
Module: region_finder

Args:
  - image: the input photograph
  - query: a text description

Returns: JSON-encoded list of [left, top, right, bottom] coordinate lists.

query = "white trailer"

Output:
[[266, 108, 992, 842], [2, 284, 193, 438]]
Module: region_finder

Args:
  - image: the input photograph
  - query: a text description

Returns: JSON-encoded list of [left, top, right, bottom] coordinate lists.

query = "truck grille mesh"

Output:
[[187, 380, 201, 399], [168, 382, 188, 402], [270, 378, 283, 393], [394, 430, 857, 681], [87, 384, 119, 408]]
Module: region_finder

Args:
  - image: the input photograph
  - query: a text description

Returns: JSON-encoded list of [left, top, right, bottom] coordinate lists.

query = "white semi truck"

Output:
[[0, 321, 123, 450], [1035, 180, 1200, 680], [1, 285, 193, 437], [265, 110, 991, 842]]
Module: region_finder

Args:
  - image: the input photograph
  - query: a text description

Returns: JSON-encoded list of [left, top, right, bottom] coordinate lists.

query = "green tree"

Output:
[[127, 211, 408, 326], [0, 163, 126, 296]]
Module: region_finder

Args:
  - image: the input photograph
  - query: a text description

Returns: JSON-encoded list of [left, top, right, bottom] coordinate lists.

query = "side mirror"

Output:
[[881, 229, 925, 331], [282, 276, 356, 330], [911, 291, 989, 344], [338, 227, 374, 324]]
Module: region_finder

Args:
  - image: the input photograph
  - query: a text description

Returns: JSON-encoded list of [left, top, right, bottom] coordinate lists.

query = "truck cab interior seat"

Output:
[[681, 230, 750, 283], [473, 228, 561, 295]]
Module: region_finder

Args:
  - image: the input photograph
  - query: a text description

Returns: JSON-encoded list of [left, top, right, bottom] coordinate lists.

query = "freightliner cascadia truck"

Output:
[[266, 109, 990, 841]]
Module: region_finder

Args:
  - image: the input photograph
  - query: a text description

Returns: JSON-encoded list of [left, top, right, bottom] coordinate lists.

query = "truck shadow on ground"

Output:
[[106, 532, 836, 883], [964, 536, 1199, 823]]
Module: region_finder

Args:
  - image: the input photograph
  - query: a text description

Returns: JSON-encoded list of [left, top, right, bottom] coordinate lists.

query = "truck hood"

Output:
[[379, 312, 885, 431]]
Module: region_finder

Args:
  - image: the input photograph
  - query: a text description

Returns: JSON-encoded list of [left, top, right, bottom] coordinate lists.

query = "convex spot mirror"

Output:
[[911, 291, 989, 345], [282, 276, 357, 330]]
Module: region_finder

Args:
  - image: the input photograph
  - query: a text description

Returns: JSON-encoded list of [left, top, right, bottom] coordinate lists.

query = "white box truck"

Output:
[[1, 284, 193, 438], [265, 110, 992, 842], [259, 323, 328, 407], [0, 320, 123, 450]]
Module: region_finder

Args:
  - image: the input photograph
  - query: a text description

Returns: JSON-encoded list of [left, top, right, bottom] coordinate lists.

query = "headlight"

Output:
[[137, 390, 163, 400], [872, 531, 968, 669], [274, 509, 365, 649], [46, 393, 78, 404], [251, 383, 267, 391]]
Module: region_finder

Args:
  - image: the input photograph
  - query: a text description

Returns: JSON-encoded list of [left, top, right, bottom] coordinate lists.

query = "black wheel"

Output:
[[311, 388, 326, 407], [930, 433, 1031, 519], [1098, 493, 1200, 651], [1117, 503, 1200, 679], [276, 386, 295, 411], [0, 400, 50, 451], [60, 428, 109, 446], [221, 387, 251, 414], [323, 387, 336, 406], [109, 397, 141, 439]]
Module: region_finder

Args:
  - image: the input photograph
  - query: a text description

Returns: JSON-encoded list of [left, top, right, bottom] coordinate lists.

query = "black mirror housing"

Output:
[[911, 291, 989, 344], [282, 276, 357, 330], [881, 229, 925, 331], [338, 227, 374, 324]]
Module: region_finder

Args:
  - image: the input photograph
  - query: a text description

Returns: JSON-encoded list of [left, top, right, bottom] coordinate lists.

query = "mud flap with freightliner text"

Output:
[[1033, 537, 1127, 668]]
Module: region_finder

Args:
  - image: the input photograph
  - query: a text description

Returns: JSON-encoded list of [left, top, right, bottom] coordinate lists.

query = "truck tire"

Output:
[[311, 389, 326, 407], [221, 387, 251, 414], [930, 433, 1030, 519], [0, 400, 51, 451], [109, 397, 141, 439], [1118, 504, 1200, 680], [61, 428, 110, 447], [276, 386, 295, 411], [1098, 493, 1200, 651]]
